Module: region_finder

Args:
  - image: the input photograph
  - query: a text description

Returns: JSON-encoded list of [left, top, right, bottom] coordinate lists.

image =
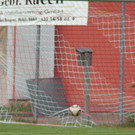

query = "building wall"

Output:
[[7, 26, 55, 100], [0, 27, 8, 105], [55, 2, 135, 111]]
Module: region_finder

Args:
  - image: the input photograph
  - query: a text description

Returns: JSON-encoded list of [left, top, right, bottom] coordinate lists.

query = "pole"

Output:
[[34, 25, 41, 122], [84, 53, 91, 125], [84, 53, 90, 114], [119, 2, 125, 126]]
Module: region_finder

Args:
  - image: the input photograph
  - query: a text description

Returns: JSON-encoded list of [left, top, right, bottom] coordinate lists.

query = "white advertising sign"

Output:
[[0, 0, 88, 26]]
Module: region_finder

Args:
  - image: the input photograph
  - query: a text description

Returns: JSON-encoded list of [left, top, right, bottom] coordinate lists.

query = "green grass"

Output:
[[0, 124, 135, 135]]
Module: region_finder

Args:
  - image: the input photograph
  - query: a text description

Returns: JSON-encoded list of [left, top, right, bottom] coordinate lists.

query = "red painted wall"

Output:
[[55, 2, 135, 112]]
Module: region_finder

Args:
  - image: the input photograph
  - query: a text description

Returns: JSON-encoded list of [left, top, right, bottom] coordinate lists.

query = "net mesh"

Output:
[[0, 1, 135, 127]]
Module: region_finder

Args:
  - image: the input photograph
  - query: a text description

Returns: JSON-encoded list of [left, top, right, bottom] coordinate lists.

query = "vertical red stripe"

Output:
[[13, 27, 16, 99]]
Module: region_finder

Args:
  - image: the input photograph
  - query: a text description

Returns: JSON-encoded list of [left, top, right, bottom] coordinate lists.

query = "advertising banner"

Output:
[[0, 0, 88, 26]]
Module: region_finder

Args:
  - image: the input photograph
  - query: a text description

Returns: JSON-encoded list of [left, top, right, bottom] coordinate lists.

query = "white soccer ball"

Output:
[[69, 104, 81, 116]]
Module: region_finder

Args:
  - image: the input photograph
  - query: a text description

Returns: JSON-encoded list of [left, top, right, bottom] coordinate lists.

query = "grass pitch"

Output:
[[0, 123, 135, 135]]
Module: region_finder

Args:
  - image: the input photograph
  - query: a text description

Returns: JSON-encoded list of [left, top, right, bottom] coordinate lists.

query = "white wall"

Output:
[[7, 26, 55, 99]]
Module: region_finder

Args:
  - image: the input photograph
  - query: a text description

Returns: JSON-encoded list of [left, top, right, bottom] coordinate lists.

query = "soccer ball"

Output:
[[69, 105, 81, 116]]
